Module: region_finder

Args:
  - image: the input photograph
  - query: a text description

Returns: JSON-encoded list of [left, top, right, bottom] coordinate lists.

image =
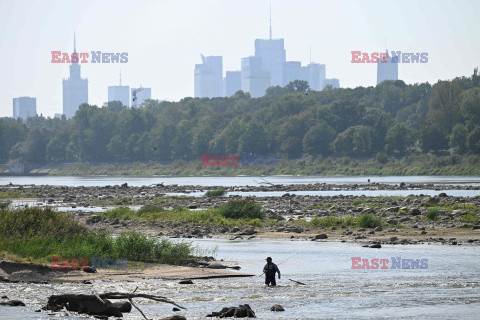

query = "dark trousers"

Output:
[[265, 274, 276, 286]]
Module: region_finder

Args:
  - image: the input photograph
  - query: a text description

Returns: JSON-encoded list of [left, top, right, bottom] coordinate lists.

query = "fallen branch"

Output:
[[44, 291, 186, 318]]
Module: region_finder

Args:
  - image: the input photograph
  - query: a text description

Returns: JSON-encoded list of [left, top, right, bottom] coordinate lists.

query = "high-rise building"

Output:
[[63, 33, 88, 118], [301, 63, 326, 91], [194, 55, 223, 98], [108, 72, 130, 107], [323, 78, 340, 89], [377, 49, 398, 84], [254, 38, 286, 87], [131, 87, 151, 107], [283, 61, 302, 86], [241, 56, 271, 98], [254, 5, 286, 87], [12, 97, 36, 120], [224, 71, 241, 96]]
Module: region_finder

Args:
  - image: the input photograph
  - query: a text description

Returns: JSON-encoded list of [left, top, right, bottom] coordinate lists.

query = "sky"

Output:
[[0, 0, 479, 118]]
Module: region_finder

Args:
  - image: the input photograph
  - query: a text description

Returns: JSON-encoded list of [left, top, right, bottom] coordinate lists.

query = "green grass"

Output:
[[217, 198, 265, 220], [0, 207, 196, 265], [204, 189, 227, 197], [462, 212, 479, 225], [0, 201, 11, 210], [0, 190, 38, 199], [357, 213, 385, 228], [425, 208, 440, 220]]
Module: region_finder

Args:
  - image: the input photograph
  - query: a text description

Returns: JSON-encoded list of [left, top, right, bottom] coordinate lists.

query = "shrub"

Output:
[[425, 208, 440, 220], [217, 198, 264, 220], [376, 152, 388, 164], [204, 189, 227, 197], [357, 213, 384, 228], [462, 211, 479, 224], [0, 201, 11, 210]]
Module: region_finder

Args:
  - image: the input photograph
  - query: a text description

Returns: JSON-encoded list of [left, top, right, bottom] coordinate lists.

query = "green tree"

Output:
[[302, 123, 336, 156], [449, 124, 468, 154], [385, 123, 411, 154]]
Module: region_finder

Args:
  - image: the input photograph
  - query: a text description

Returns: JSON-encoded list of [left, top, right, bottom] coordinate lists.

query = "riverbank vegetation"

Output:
[[0, 207, 196, 265], [2, 69, 480, 176]]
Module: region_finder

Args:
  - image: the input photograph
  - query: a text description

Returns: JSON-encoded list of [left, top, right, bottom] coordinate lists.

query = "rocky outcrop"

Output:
[[206, 304, 256, 318]]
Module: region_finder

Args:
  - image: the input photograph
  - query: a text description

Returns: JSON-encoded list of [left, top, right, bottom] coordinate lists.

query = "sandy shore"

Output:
[[0, 259, 253, 283]]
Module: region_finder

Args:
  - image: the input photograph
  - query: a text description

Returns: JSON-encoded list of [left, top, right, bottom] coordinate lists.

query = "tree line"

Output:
[[1, 69, 479, 164]]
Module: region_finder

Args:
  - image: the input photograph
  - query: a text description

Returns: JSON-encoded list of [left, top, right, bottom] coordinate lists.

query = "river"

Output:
[[1, 239, 478, 319]]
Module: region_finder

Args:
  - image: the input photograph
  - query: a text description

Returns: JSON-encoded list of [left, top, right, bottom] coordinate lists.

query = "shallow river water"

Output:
[[1, 239, 479, 319]]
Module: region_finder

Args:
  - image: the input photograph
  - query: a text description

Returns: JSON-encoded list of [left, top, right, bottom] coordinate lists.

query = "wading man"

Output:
[[263, 257, 281, 286]]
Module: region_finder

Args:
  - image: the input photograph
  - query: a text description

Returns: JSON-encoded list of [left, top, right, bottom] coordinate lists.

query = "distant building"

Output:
[[63, 33, 88, 118], [254, 38, 286, 87], [377, 49, 398, 84], [283, 61, 302, 86], [194, 55, 223, 98], [54, 113, 62, 118], [224, 71, 241, 96], [241, 56, 271, 98], [12, 97, 36, 121], [131, 87, 151, 107], [301, 63, 326, 91], [323, 78, 340, 89], [108, 73, 129, 107]]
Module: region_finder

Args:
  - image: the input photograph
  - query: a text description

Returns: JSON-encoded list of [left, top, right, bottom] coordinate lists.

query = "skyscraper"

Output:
[[254, 5, 286, 87], [63, 33, 88, 118], [12, 97, 36, 120], [377, 49, 398, 84], [241, 56, 271, 98], [224, 71, 241, 96], [194, 55, 223, 98], [283, 61, 302, 86], [108, 72, 130, 107], [301, 63, 326, 90], [323, 78, 340, 89], [131, 87, 151, 107]]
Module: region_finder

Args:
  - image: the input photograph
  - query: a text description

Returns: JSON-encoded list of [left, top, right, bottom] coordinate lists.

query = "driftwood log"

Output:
[[44, 292, 185, 318]]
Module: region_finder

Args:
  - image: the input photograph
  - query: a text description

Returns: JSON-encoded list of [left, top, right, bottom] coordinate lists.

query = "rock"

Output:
[[239, 228, 256, 236], [160, 316, 186, 320], [231, 227, 240, 232], [206, 304, 255, 318], [83, 266, 97, 273], [172, 307, 181, 311], [1, 295, 8, 299], [369, 244, 382, 248], [374, 226, 383, 232], [472, 225, 480, 230], [179, 279, 193, 284], [389, 237, 398, 242], [410, 208, 421, 216], [0, 300, 25, 306], [314, 234, 328, 240], [86, 215, 102, 225], [270, 304, 285, 312]]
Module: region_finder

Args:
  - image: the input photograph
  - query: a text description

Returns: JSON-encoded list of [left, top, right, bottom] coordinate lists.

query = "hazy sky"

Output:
[[1, 0, 479, 117]]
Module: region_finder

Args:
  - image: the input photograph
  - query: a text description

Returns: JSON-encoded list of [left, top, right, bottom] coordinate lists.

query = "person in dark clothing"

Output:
[[263, 257, 281, 286]]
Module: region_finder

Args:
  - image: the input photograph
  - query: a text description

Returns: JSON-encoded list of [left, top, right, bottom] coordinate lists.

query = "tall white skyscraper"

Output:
[[224, 71, 241, 96], [194, 55, 223, 98], [63, 33, 88, 118], [241, 56, 271, 98], [377, 49, 398, 84], [13, 97, 36, 120], [108, 72, 130, 107], [131, 87, 151, 107], [301, 63, 326, 91]]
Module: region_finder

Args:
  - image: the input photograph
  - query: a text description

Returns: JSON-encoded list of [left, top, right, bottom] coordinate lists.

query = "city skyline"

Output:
[[1, 0, 479, 118]]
